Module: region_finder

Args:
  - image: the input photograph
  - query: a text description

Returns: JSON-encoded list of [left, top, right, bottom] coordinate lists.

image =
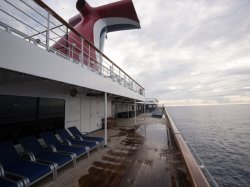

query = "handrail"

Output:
[[33, 0, 144, 90], [0, 0, 145, 96], [165, 109, 211, 187]]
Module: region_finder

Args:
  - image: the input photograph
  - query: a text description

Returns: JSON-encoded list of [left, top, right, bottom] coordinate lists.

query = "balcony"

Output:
[[0, 0, 145, 98]]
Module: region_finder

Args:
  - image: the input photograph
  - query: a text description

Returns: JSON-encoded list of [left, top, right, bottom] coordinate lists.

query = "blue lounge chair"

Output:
[[0, 164, 23, 187], [68, 126, 104, 144], [0, 177, 21, 187], [19, 136, 74, 170], [0, 141, 54, 186], [56, 129, 97, 151], [40, 132, 87, 159]]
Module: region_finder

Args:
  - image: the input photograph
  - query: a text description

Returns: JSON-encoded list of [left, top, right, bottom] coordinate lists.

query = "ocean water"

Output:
[[166, 105, 250, 187]]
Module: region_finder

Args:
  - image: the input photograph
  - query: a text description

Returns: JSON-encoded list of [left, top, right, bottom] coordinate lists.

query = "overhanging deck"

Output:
[[0, 30, 144, 101]]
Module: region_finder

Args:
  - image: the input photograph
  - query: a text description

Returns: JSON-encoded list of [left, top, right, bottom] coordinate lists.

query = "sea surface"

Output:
[[166, 104, 250, 187]]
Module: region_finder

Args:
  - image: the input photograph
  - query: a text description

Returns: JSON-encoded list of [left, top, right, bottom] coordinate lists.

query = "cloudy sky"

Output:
[[44, 0, 250, 105]]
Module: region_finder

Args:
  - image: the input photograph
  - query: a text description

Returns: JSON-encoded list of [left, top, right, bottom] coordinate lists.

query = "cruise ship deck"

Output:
[[33, 111, 191, 187], [0, 1, 214, 186]]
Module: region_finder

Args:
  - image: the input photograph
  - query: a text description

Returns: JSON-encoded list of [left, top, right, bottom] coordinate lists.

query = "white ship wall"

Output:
[[0, 30, 145, 101], [0, 79, 112, 133]]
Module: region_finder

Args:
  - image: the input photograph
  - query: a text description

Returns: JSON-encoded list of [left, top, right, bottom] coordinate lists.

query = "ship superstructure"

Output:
[[0, 1, 216, 187], [0, 0, 144, 145]]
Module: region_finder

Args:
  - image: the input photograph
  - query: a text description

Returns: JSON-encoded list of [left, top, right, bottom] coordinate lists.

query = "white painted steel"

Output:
[[134, 100, 137, 126], [0, 0, 145, 96], [0, 30, 144, 101], [104, 92, 108, 146], [93, 18, 140, 50]]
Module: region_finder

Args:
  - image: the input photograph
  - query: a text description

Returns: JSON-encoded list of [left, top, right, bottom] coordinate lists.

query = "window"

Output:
[[0, 95, 65, 143]]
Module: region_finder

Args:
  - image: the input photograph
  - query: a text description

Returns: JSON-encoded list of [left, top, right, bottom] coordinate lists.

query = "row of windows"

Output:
[[0, 95, 65, 143]]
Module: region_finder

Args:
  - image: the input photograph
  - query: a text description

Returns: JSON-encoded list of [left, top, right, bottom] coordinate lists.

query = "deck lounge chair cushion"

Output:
[[0, 177, 19, 187], [7, 160, 51, 182], [19, 136, 72, 167], [57, 129, 97, 149], [0, 141, 51, 183], [41, 132, 87, 156], [68, 127, 104, 143], [0, 141, 21, 168]]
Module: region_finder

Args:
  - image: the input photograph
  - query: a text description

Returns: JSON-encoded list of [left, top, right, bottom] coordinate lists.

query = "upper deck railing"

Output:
[[0, 0, 145, 96]]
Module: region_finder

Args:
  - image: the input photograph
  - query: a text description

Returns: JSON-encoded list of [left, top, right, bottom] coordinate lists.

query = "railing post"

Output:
[[71, 43, 76, 62], [110, 64, 114, 79], [81, 37, 84, 67], [66, 27, 69, 58], [99, 53, 103, 75], [88, 43, 91, 69], [6, 26, 11, 33], [46, 11, 50, 51], [119, 69, 121, 84]]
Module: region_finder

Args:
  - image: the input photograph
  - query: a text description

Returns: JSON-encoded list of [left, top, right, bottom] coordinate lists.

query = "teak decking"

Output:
[[34, 113, 191, 187]]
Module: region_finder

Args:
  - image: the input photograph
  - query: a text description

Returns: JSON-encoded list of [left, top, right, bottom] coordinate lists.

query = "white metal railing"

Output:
[[0, 0, 145, 96]]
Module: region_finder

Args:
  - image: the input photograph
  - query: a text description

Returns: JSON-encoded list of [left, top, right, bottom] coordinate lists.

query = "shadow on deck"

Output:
[[36, 113, 191, 187]]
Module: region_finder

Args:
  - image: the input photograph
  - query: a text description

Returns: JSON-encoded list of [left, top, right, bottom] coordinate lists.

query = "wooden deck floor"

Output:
[[34, 113, 191, 187]]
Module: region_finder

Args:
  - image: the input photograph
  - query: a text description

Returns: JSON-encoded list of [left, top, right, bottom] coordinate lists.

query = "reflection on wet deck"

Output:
[[120, 123, 172, 187], [38, 113, 191, 187], [79, 122, 174, 187]]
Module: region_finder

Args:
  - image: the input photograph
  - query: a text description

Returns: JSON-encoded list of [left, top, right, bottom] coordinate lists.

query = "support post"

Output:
[[104, 92, 108, 147], [127, 103, 129, 119], [134, 100, 137, 126], [46, 11, 50, 51], [81, 37, 84, 67], [144, 101, 146, 120]]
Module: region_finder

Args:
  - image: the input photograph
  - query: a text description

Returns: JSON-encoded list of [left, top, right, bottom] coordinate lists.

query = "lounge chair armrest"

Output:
[[0, 163, 4, 177], [48, 144, 57, 152], [82, 132, 92, 136], [77, 135, 83, 141], [20, 151, 36, 162], [64, 139, 72, 146], [0, 176, 24, 187], [5, 171, 30, 187], [36, 159, 58, 169], [57, 151, 76, 159]]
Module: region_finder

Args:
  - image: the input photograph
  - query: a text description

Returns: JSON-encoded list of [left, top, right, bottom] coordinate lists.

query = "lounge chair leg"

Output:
[[85, 146, 90, 158], [53, 163, 58, 180], [97, 142, 100, 151], [52, 170, 56, 181], [73, 157, 76, 167]]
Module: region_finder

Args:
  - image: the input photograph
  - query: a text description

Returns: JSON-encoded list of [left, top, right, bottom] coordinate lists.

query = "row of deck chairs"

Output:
[[0, 127, 104, 187]]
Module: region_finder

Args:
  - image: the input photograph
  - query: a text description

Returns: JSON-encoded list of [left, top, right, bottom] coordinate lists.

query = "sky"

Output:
[[44, 0, 250, 105]]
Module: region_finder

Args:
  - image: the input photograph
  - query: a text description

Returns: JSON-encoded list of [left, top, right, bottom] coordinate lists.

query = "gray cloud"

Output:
[[45, 0, 250, 105]]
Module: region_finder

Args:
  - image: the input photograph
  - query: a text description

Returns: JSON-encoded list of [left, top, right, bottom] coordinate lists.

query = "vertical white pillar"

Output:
[[104, 92, 108, 146], [144, 101, 146, 120], [127, 103, 129, 118], [134, 100, 137, 126]]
